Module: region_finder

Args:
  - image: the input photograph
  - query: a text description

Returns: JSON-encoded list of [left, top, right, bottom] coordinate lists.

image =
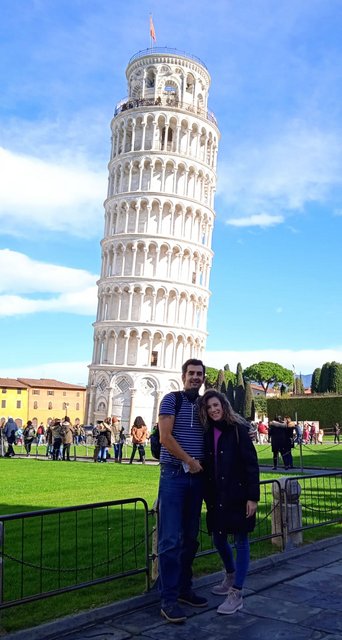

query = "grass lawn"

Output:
[[0, 450, 341, 633], [256, 441, 342, 469]]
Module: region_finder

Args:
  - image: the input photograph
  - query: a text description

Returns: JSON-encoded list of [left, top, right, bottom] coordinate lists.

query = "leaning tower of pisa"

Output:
[[86, 47, 220, 429]]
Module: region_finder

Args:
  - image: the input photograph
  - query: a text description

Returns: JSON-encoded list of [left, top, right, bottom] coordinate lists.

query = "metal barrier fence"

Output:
[[0, 473, 341, 611], [0, 498, 150, 610]]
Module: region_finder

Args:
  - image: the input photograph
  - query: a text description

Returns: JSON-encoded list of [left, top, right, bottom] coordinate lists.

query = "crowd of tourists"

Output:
[[0, 416, 89, 460]]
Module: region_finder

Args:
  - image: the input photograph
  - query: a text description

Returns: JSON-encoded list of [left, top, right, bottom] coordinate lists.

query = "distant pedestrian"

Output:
[[61, 417, 74, 461], [129, 416, 147, 464], [334, 422, 340, 444], [96, 422, 112, 462], [51, 419, 63, 460], [23, 420, 36, 456], [4, 417, 17, 457]]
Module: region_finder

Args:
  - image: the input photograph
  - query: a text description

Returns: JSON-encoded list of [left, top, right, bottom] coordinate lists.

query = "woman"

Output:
[[23, 420, 36, 457], [129, 416, 147, 464], [199, 390, 260, 615]]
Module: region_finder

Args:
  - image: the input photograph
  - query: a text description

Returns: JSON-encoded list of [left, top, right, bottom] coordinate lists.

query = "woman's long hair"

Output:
[[198, 389, 247, 431], [133, 416, 146, 427]]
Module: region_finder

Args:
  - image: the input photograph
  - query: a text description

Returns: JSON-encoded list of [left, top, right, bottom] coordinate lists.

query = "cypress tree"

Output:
[[329, 362, 342, 393], [311, 368, 321, 393], [226, 380, 234, 406], [318, 362, 331, 393], [216, 369, 225, 391], [243, 381, 254, 420], [234, 362, 245, 414]]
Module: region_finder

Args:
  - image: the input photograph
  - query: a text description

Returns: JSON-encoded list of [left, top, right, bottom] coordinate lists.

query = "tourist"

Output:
[[51, 419, 63, 460], [23, 420, 36, 456], [96, 422, 112, 462], [4, 417, 17, 457], [199, 390, 259, 615], [157, 359, 207, 624], [334, 422, 340, 444], [61, 417, 74, 461], [129, 416, 148, 464], [268, 416, 292, 470]]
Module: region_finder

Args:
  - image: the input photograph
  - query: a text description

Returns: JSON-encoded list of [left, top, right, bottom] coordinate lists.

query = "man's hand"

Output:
[[188, 458, 203, 474]]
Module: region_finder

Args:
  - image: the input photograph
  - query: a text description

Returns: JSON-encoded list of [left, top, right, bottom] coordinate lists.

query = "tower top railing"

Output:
[[114, 96, 217, 126], [128, 47, 208, 71]]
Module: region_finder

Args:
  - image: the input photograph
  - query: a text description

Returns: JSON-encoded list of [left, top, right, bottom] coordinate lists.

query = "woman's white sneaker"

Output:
[[211, 571, 235, 595], [217, 587, 243, 615]]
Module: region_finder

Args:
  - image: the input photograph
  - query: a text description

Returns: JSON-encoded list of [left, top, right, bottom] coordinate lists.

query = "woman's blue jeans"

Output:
[[212, 531, 250, 589], [158, 463, 203, 605]]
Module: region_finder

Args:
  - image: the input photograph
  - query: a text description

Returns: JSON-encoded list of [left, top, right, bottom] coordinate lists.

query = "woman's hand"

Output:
[[246, 500, 258, 518]]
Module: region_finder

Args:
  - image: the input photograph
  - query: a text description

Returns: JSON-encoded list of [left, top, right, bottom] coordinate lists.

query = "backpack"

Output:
[[150, 391, 183, 460]]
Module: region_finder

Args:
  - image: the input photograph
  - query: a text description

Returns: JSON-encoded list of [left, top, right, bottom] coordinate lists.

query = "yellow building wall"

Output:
[[27, 388, 86, 425], [0, 388, 29, 425]]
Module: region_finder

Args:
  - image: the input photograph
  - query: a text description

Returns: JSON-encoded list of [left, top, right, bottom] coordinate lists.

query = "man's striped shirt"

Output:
[[159, 391, 204, 464]]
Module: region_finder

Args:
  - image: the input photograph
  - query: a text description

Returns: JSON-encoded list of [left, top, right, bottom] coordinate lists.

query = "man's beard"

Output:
[[184, 387, 200, 402]]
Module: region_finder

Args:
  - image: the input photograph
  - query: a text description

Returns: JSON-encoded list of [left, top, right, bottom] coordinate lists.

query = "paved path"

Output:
[[6, 535, 342, 640]]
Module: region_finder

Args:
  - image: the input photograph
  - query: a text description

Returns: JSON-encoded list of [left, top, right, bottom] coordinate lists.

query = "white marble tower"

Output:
[[86, 47, 220, 430]]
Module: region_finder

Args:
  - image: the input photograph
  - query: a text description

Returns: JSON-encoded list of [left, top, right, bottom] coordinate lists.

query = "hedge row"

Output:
[[267, 395, 342, 428]]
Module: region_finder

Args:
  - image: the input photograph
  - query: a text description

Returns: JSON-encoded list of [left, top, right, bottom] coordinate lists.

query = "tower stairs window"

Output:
[[151, 351, 158, 367]]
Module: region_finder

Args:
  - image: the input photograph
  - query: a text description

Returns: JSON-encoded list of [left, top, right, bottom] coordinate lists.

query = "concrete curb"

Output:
[[4, 534, 342, 639]]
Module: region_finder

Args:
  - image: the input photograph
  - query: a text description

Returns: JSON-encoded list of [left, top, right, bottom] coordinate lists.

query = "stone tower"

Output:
[[86, 47, 219, 430]]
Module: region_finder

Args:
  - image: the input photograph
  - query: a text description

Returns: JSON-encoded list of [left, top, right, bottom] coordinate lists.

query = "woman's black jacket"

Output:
[[203, 421, 260, 535]]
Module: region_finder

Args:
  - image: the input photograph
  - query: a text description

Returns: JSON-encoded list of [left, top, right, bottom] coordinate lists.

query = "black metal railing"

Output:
[[128, 47, 208, 70], [1, 473, 341, 610], [114, 96, 217, 126], [0, 498, 149, 610]]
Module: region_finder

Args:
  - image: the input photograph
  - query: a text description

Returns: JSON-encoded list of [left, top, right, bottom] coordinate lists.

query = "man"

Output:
[[158, 358, 207, 623], [4, 417, 17, 457], [61, 417, 74, 461]]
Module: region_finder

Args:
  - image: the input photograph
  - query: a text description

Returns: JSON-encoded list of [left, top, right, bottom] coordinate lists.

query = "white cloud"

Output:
[[204, 348, 342, 375], [0, 250, 98, 316], [0, 147, 106, 237], [217, 121, 342, 223], [226, 213, 283, 228]]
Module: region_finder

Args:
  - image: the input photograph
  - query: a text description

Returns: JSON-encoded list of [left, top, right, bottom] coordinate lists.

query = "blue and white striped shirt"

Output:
[[159, 391, 204, 464]]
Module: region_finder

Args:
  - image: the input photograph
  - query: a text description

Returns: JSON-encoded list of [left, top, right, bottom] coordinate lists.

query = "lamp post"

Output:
[[292, 364, 296, 396]]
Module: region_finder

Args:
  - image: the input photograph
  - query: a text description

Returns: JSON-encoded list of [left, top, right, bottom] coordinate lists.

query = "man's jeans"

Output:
[[158, 462, 203, 606]]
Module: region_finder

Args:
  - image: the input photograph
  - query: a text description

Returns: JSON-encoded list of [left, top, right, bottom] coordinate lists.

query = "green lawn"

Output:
[[0, 451, 341, 633]]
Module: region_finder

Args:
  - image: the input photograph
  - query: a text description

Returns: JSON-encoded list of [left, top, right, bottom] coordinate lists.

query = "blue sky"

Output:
[[1, 0, 341, 384]]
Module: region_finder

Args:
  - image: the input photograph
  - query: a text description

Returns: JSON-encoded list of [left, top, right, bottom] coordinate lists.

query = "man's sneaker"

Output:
[[211, 571, 235, 595], [217, 587, 243, 615], [178, 590, 208, 607], [161, 603, 187, 623]]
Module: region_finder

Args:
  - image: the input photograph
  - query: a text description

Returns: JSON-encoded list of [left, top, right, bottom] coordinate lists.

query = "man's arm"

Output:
[[158, 414, 202, 474]]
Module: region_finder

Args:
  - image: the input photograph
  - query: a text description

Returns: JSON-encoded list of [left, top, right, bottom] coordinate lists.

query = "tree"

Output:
[[216, 369, 225, 392], [318, 362, 331, 393], [234, 362, 245, 414], [243, 381, 255, 420], [243, 361, 293, 396], [295, 376, 305, 394], [224, 363, 230, 371], [226, 380, 234, 406], [311, 368, 321, 393], [329, 361, 342, 393]]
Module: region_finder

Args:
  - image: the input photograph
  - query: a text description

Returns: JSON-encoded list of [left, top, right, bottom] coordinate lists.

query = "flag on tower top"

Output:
[[150, 16, 156, 43]]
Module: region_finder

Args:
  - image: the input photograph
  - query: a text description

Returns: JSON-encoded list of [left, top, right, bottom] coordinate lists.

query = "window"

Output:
[[48, 402, 53, 410], [33, 390, 40, 395], [1, 400, 6, 409], [17, 389, 22, 394], [151, 351, 158, 367], [47, 390, 54, 396], [76, 392, 80, 397], [1, 389, 6, 394], [76, 403, 80, 411], [34, 401, 38, 410], [63, 391, 67, 396], [16, 401, 21, 409], [192, 272, 196, 284]]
